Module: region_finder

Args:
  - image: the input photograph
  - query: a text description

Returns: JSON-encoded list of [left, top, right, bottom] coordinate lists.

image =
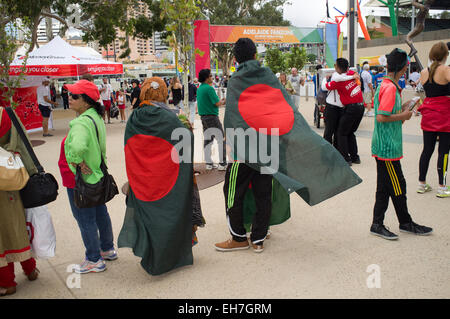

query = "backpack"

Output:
[[109, 102, 119, 119]]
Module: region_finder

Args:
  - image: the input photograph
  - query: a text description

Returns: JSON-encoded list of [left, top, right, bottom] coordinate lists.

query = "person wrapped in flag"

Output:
[[118, 77, 203, 275], [216, 38, 362, 253]]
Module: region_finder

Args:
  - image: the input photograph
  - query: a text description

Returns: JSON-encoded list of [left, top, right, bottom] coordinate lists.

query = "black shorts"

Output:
[[38, 104, 51, 118]]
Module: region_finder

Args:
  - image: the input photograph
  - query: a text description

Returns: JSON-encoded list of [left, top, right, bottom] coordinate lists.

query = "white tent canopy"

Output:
[[9, 36, 123, 77]]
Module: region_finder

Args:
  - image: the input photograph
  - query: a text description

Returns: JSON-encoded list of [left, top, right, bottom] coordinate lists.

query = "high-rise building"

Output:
[[98, 0, 164, 63], [36, 20, 62, 42]]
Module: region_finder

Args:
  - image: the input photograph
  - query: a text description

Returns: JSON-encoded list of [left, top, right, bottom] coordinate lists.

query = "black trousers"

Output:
[[323, 103, 344, 148], [223, 162, 272, 244], [337, 103, 364, 162], [62, 97, 69, 109], [373, 159, 413, 225], [201, 115, 227, 165], [419, 130, 450, 185]]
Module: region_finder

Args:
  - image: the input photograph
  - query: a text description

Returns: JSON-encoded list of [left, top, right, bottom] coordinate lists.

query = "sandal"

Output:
[[0, 286, 16, 297], [26, 268, 40, 281]]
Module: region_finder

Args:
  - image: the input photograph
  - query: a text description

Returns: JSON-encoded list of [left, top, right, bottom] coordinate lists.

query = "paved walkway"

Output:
[[5, 97, 449, 299]]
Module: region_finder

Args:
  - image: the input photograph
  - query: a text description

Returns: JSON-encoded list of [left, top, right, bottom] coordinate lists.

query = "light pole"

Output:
[[348, 0, 357, 67]]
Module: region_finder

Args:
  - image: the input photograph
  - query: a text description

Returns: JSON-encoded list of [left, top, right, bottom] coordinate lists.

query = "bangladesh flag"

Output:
[[224, 60, 362, 206], [243, 178, 291, 232], [118, 104, 194, 276]]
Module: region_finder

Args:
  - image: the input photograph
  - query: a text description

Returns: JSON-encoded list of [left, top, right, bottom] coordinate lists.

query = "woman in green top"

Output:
[[63, 80, 117, 274]]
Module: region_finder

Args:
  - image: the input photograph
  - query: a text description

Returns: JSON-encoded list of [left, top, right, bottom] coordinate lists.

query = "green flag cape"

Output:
[[224, 60, 362, 206], [118, 104, 193, 276], [243, 178, 291, 232]]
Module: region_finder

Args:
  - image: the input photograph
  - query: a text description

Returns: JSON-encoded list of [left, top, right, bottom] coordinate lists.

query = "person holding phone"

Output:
[[417, 42, 450, 198], [370, 48, 433, 240]]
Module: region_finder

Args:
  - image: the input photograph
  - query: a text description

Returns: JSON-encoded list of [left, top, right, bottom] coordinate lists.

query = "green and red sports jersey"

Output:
[[371, 78, 404, 161]]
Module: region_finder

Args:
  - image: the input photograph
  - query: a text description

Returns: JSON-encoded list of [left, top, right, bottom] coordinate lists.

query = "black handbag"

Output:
[[73, 115, 118, 208], [5, 107, 59, 208], [109, 102, 119, 119]]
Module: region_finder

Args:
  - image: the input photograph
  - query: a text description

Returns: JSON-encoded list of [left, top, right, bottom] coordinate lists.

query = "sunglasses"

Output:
[[69, 93, 81, 100]]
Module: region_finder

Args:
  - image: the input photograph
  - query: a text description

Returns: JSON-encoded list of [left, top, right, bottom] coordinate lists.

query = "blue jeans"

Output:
[[67, 188, 114, 262]]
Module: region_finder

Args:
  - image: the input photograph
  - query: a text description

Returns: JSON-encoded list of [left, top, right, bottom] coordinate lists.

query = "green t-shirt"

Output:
[[65, 107, 107, 184], [197, 83, 220, 116], [371, 78, 403, 160]]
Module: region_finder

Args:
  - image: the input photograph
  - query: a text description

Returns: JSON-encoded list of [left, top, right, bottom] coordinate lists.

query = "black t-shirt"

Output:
[[131, 87, 141, 109]]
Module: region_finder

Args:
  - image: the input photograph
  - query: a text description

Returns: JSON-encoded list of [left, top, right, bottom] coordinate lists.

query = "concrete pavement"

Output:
[[4, 97, 449, 299]]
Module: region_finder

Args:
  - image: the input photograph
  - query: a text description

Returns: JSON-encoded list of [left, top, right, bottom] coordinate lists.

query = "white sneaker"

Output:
[[367, 111, 375, 117], [217, 164, 227, 171], [417, 183, 432, 194], [436, 186, 450, 198], [205, 164, 218, 170], [101, 249, 118, 261], [74, 259, 106, 274]]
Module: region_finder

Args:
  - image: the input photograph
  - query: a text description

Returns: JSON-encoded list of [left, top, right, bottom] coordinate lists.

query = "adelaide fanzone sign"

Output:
[[209, 25, 324, 44], [193, 21, 338, 77]]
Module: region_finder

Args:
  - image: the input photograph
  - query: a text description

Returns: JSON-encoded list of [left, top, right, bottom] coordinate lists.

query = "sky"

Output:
[[282, 0, 446, 36], [282, 0, 390, 36]]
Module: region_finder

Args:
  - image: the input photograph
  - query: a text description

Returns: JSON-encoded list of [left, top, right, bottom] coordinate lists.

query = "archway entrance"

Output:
[[193, 21, 338, 77]]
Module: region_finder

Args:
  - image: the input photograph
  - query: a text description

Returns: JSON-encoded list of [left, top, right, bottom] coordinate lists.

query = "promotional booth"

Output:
[[2, 36, 123, 132]]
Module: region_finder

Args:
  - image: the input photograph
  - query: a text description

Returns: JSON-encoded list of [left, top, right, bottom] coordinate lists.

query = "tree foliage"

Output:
[[264, 47, 286, 74], [160, 0, 203, 113], [1, 0, 167, 55], [264, 45, 308, 74], [285, 46, 307, 71], [0, 0, 33, 107]]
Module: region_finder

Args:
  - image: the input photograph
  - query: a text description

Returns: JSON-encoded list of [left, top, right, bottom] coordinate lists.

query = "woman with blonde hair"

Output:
[[417, 41, 450, 198], [170, 76, 183, 110], [279, 72, 295, 96], [116, 90, 126, 123]]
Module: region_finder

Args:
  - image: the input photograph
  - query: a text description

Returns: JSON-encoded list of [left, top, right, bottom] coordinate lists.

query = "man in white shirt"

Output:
[[408, 66, 420, 88], [288, 68, 305, 108], [99, 78, 113, 123], [361, 63, 375, 116], [37, 78, 58, 136], [321, 72, 345, 147]]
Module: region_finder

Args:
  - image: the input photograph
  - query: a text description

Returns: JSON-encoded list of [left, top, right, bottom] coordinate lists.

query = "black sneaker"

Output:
[[370, 224, 399, 240], [352, 157, 361, 164], [399, 221, 433, 236]]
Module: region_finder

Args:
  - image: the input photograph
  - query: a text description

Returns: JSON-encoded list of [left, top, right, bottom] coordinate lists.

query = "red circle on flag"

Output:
[[125, 134, 179, 202], [238, 84, 294, 136]]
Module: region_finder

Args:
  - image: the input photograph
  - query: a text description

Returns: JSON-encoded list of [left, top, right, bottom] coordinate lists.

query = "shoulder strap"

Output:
[[83, 114, 107, 169], [5, 107, 44, 173], [84, 115, 100, 143]]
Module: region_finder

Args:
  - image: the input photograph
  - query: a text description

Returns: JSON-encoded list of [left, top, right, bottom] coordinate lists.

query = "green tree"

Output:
[[160, 0, 203, 114], [200, 0, 291, 76], [4, 0, 166, 57], [264, 47, 286, 73], [285, 46, 307, 71], [0, 1, 33, 108], [307, 53, 317, 64]]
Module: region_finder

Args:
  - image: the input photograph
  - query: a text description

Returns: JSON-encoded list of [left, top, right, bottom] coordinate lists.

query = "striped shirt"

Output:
[[371, 78, 403, 160]]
